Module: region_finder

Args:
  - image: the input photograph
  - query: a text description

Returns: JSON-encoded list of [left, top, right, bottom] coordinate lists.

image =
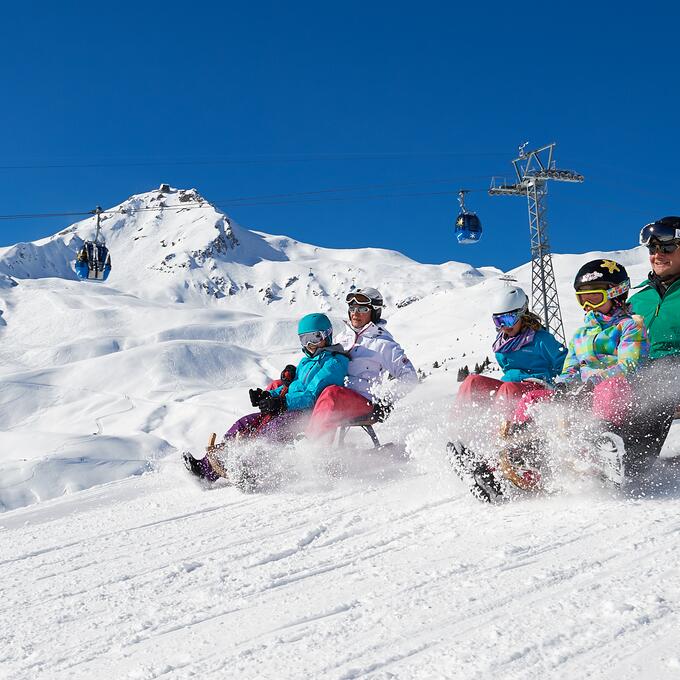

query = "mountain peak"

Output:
[[0, 185, 493, 309]]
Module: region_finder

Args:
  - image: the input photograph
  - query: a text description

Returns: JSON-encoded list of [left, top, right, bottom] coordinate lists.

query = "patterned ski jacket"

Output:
[[495, 329, 567, 385], [271, 344, 349, 411], [555, 306, 649, 386]]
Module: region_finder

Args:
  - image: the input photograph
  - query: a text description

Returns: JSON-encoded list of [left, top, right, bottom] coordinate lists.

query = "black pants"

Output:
[[617, 356, 680, 471]]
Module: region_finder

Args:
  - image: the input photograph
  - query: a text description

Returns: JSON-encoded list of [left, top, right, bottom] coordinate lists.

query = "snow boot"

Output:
[[592, 432, 626, 489], [182, 451, 203, 476], [471, 461, 505, 503], [182, 451, 221, 483], [446, 440, 504, 503]]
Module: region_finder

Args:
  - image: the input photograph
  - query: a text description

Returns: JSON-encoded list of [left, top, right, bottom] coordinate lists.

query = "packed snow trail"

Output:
[[2, 457, 680, 680]]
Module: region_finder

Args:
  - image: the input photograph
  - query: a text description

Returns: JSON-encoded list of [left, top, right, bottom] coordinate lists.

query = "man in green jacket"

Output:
[[627, 216, 680, 465]]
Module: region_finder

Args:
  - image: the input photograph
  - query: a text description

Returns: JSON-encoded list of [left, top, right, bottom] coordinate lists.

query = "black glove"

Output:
[[259, 394, 286, 416], [249, 388, 267, 407], [372, 400, 393, 423], [280, 364, 296, 386]]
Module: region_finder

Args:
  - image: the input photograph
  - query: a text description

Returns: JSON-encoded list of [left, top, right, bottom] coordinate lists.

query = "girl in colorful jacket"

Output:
[[512, 259, 649, 429]]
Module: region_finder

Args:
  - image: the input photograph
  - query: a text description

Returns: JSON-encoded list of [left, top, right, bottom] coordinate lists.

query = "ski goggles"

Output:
[[575, 281, 629, 309], [346, 292, 371, 305], [492, 310, 523, 329], [348, 305, 371, 314], [298, 329, 330, 348], [346, 292, 380, 307], [639, 219, 680, 246]]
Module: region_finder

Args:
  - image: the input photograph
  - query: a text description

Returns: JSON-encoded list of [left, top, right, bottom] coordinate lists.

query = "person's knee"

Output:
[[317, 385, 344, 404]]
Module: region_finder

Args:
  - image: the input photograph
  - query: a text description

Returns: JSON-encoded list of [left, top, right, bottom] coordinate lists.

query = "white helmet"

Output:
[[346, 286, 384, 322], [490, 285, 528, 315]]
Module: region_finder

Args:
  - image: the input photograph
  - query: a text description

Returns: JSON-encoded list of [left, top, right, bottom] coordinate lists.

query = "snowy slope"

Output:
[[1, 186, 679, 679], [0, 186, 500, 512]]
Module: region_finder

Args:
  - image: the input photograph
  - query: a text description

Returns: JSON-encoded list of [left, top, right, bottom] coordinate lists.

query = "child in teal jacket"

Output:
[[183, 313, 349, 482]]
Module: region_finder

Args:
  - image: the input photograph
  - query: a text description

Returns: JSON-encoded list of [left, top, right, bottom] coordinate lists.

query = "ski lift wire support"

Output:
[[91, 206, 104, 243], [488, 142, 584, 345]]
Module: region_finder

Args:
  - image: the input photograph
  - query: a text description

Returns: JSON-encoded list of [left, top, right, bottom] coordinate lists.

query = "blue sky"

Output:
[[0, 2, 677, 271]]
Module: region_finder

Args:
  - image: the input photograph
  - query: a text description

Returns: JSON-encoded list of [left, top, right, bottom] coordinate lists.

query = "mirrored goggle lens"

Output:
[[348, 305, 371, 313], [575, 289, 607, 308], [492, 311, 521, 328], [299, 330, 326, 346], [646, 241, 680, 254], [640, 221, 680, 245], [346, 292, 372, 305]]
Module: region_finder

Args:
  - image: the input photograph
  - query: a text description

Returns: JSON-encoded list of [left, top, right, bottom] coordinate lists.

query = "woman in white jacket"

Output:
[[307, 287, 418, 437]]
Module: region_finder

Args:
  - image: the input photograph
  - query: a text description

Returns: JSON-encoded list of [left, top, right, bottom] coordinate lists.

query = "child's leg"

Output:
[[591, 377, 632, 428], [224, 412, 264, 439], [306, 386, 374, 438], [457, 374, 505, 405]]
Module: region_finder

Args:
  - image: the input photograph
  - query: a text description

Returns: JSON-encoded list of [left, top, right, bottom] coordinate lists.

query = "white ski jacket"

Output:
[[335, 320, 418, 402]]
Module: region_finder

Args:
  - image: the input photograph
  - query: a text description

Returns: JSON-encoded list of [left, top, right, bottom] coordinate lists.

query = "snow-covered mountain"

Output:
[[0, 185, 659, 509], [1, 186, 678, 680], [0, 185, 508, 509], [0, 184, 495, 309]]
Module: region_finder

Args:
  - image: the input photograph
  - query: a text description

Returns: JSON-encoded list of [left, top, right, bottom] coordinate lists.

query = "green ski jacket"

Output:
[[630, 275, 680, 360]]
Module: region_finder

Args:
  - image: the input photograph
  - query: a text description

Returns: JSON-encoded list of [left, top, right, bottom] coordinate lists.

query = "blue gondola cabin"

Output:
[[455, 212, 482, 244]]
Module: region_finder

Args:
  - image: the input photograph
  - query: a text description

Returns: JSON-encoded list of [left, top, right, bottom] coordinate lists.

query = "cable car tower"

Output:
[[489, 142, 583, 344]]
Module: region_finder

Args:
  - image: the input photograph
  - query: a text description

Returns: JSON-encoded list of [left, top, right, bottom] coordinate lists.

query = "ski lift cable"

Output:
[[0, 180, 490, 221], [210, 176, 491, 203], [213, 189, 466, 208], [0, 151, 510, 171], [0, 210, 93, 221]]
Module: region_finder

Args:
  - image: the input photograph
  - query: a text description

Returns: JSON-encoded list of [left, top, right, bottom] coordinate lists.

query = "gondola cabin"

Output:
[[75, 241, 111, 281], [455, 212, 482, 244], [74, 206, 112, 281], [454, 190, 483, 244]]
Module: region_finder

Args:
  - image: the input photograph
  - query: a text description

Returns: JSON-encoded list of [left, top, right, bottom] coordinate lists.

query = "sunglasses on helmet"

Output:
[[639, 219, 680, 246], [492, 310, 523, 329]]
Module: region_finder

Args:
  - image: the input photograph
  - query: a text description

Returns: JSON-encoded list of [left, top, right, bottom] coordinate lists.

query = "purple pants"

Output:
[[224, 410, 308, 443]]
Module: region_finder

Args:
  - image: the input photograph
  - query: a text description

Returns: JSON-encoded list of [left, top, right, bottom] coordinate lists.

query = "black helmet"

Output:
[[573, 259, 630, 307], [639, 216, 680, 245], [346, 286, 384, 323]]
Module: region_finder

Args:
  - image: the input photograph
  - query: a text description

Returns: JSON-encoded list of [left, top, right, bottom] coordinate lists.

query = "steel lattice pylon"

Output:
[[489, 143, 583, 345]]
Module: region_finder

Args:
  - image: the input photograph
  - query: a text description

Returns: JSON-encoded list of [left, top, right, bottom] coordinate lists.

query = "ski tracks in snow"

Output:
[[1, 469, 680, 679]]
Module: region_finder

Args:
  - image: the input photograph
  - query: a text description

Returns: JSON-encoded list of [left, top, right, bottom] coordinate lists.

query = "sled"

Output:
[[337, 409, 392, 450]]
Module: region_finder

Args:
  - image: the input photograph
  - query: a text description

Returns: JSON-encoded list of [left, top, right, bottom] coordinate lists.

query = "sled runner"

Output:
[[338, 414, 383, 448]]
